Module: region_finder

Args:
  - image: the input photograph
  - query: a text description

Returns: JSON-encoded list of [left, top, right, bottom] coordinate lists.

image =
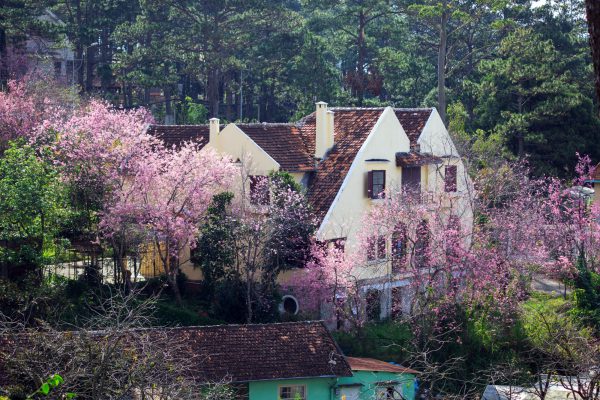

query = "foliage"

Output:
[[333, 321, 412, 362], [0, 141, 68, 280]]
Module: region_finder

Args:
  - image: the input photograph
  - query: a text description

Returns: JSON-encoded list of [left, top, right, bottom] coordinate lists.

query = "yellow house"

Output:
[[585, 163, 600, 206], [147, 102, 474, 319]]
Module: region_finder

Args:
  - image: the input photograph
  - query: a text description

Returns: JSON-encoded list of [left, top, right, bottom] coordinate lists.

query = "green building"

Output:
[[168, 321, 418, 400]]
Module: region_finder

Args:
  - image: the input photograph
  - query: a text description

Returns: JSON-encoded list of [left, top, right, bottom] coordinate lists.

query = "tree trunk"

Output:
[[356, 11, 367, 105], [437, 0, 449, 125], [517, 94, 524, 157], [85, 45, 96, 93], [586, 0, 600, 109], [76, 45, 84, 90], [0, 27, 7, 88], [246, 270, 253, 323], [207, 67, 221, 118]]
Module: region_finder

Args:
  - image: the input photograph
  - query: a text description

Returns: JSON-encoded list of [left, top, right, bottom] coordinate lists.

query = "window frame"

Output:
[[367, 235, 386, 261], [249, 175, 270, 205], [367, 170, 386, 199], [444, 165, 458, 193], [402, 166, 421, 196], [391, 224, 407, 273], [278, 384, 307, 400]]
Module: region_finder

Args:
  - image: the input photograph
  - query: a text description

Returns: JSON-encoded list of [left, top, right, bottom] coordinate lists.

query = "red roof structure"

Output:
[[346, 356, 419, 375]]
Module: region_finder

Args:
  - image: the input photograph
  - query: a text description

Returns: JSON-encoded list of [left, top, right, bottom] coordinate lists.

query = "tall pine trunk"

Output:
[[356, 11, 367, 105], [437, 0, 449, 126], [586, 0, 600, 109], [0, 27, 7, 88]]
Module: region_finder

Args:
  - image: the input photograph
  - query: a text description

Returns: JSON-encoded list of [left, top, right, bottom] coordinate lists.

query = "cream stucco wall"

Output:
[[311, 107, 474, 306], [316, 107, 410, 281], [181, 123, 284, 281]]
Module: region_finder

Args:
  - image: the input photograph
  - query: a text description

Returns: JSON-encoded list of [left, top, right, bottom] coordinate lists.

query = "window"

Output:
[[328, 237, 346, 253], [367, 170, 386, 199], [366, 289, 381, 321], [279, 385, 306, 400], [249, 175, 270, 205], [445, 165, 457, 192], [391, 224, 407, 273], [402, 167, 421, 196], [391, 287, 403, 320], [367, 236, 386, 261], [376, 386, 403, 399], [415, 220, 431, 267]]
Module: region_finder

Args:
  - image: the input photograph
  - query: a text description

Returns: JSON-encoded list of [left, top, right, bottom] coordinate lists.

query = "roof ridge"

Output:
[[148, 124, 210, 127], [236, 122, 295, 127]]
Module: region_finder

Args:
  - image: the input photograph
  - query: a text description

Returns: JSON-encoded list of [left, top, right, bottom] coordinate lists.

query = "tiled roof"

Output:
[[299, 108, 433, 222], [148, 123, 314, 172], [394, 109, 433, 149], [395, 151, 442, 167], [148, 107, 434, 224], [346, 357, 419, 375], [169, 321, 352, 382], [146, 124, 211, 148], [300, 109, 384, 222], [235, 123, 314, 171], [0, 322, 352, 385]]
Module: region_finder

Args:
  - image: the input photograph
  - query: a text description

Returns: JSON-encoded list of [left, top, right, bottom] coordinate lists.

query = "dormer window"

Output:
[[367, 170, 386, 199]]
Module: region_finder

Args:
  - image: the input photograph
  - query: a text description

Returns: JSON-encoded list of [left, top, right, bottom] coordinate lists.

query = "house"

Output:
[[0, 321, 419, 400], [166, 321, 353, 399], [3, 9, 75, 84], [584, 162, 600, 206], [338, 357, 419, 400], [147, 102, 473, 321], [481, 383, 581, 400]]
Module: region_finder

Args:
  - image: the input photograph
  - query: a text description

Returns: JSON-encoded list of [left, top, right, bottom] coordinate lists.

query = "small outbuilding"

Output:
[[337, 356, 419, 400]]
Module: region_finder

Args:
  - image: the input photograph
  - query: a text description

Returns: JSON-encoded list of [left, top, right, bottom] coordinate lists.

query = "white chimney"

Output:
[[315, 101, 333, 159], [326, 110, 335, 150], [209, 117, 220, 149]]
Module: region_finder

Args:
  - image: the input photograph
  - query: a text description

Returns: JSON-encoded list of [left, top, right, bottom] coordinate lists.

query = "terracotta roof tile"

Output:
[[346, 356, 419, 375], [298, 108, 433, 222], [0, 322, 352, 385], [395, 151, 442, 167], [147, 124, 211, 148], [394, 109, 433, 149], [301, 109, 383, 222], [148, 124, 314, 172], [174, 321, 352, 382], [235, 123, 314, 172]]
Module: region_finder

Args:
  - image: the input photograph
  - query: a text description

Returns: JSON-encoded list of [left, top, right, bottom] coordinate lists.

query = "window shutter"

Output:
[[367, 171, 374, 198], [367, 236, 375, 261], [381, 170, 386, 199], [377, 236, 386, 259], [445, 165, 457, 192]]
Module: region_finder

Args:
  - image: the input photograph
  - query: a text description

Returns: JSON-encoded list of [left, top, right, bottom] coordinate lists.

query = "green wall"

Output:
[[249, 377, 337, 400], [337, 371, 416, 400]]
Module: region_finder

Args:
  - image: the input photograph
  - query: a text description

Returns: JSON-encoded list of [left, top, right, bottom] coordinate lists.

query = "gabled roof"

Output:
[[171, 321, 352, 382], [346, 357, 419, 375], [146, 124, 211, 148], [147, 107, 434, 224], [0, 321, 352, 385], [234, 123, 314, 171], [298, 109, 385, 221], [394, 109, 433, 149], [148, 123, 314, 172], [298, 107, 433, 221]]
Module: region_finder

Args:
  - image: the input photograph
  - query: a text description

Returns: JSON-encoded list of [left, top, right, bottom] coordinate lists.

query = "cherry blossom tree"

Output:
[[100, 143, 234, 304], [0, 73, 75, 149]]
